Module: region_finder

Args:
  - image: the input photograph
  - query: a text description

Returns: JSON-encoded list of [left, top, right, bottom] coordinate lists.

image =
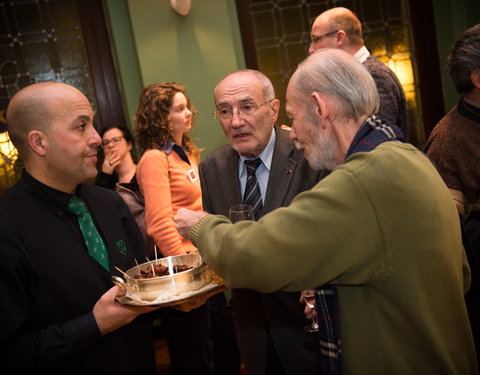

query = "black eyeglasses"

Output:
[[310, 30, 339, 44], [101, 136, 124, 147], [213, 99, 275, 122]]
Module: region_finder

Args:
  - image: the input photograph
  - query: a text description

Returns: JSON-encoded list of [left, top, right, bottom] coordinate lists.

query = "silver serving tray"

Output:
[[115, 281, 224, 307], [112, 253, 221, 303]]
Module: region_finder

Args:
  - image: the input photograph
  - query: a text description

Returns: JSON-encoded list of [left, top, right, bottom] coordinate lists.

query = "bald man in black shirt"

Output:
[[0, 82, 158, 374]]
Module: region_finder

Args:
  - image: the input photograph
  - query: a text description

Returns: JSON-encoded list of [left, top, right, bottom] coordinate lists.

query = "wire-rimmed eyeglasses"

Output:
[[101, 136, 124, 147], [213, 99, 275, 122], [310, 30, 339, 44]]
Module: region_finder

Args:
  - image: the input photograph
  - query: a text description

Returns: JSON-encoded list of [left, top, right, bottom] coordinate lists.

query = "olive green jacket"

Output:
[[192, 142, 477, 374]]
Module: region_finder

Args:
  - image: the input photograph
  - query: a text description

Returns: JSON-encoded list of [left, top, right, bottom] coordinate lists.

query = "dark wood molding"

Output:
[[408, 0, 445, 139], [77, 0, 126, 130], [235, 0, 258, 69]]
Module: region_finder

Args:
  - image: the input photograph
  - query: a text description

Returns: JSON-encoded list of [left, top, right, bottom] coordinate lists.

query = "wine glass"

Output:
[[302, 290, 319, 333], [228, 204, 254, 223]]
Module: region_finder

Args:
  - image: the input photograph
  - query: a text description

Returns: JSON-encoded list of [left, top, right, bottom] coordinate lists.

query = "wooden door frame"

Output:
[[77, 0, 126, 130], [408, 0, 445, 138]]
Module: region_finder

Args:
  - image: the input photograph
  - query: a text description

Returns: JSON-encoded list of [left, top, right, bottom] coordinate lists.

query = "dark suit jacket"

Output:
[[199, 127, 323, 375]]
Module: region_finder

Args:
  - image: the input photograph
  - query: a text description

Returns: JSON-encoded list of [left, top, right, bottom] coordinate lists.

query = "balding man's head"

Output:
[[6, 82, 100, 192], [6, 82, 86, 157], [286, 49, 378, 170], [214, 69, 276, 104], [213, 69, 280, 158], [289, 48, 379, 124], [309, 7, 364, 55]]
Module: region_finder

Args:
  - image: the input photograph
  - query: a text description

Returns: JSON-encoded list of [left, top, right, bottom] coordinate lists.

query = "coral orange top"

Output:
[[136, 147, 202, 256]]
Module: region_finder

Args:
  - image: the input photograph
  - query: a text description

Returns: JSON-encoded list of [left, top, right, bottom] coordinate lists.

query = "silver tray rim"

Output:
[[115, 279, 224, 307]]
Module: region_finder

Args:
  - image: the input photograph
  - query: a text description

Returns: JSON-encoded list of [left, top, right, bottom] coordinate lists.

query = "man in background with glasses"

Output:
[[309, 6, 408, 139], [200, 69, 323, 375]]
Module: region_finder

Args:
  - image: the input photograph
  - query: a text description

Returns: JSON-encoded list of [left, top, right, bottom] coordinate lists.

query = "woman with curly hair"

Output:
[[134, 82, 240, 375], [135, 82, 201, 257]]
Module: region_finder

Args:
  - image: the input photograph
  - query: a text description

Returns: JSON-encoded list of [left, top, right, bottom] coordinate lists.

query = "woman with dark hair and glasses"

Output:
[[135, 82, 239, 375], [95, 125, 137, 189]]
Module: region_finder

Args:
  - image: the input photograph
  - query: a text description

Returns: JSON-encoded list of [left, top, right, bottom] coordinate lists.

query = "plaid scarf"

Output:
[[315, 115, 404, 375]]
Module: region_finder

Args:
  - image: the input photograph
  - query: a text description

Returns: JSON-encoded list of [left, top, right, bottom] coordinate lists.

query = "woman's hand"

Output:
[[101, 150, 121, 174]]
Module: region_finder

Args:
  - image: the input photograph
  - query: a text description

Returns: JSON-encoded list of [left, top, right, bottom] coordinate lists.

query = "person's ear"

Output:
[[471, 70, 480, 89], [311, 92, 330, 128], [170, 0, 191, 16], [335, 30, 347, 47], [269, 99, 280, 123], [28, 130, 48, 157]]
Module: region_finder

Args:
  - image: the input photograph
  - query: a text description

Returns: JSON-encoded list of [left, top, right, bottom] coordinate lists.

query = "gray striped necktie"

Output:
[[243, 158, 263, 220]]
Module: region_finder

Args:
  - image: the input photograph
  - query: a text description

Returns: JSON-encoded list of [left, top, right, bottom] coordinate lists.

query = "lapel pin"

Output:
[[286, 169, 293, 174]]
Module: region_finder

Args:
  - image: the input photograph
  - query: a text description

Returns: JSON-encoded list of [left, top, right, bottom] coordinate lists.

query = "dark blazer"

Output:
[[199, 127, 323, 375]]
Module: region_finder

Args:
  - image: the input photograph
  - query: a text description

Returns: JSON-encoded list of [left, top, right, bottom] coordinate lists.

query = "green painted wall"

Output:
[[433, 0, 480, 112], [105, 0, 480, 149], [105, 0, 245, 157]]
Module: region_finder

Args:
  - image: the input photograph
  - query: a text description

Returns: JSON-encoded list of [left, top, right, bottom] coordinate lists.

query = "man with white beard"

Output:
[[174, 49, 477, 375]]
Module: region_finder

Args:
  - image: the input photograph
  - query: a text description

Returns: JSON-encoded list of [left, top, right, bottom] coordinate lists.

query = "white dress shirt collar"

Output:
[[354, 45, 370, 64]]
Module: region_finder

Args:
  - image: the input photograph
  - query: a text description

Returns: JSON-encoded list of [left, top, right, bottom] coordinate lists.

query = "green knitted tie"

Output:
[[68, 196, 110, 270]]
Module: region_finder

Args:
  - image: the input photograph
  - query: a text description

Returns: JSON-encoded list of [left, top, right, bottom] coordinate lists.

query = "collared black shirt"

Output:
[[0, 171, 155, 374]]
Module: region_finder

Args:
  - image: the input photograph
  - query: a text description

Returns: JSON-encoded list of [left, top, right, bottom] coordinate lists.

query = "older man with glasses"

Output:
[[309, 6, 408, 139], [199, 69, 323, 375]]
